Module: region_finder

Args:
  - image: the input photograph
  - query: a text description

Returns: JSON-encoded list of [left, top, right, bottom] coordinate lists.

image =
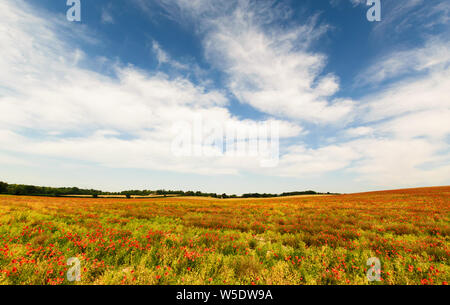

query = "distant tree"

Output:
[[0, 181, 329, 199], [24, 185, 37, 194], [70, 187, 80, 195], [0, 181, 8, 194], [11, 185, 26, 195]]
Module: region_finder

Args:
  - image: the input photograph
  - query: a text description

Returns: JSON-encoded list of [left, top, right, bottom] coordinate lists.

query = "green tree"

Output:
[[0, 181, 8, 194]]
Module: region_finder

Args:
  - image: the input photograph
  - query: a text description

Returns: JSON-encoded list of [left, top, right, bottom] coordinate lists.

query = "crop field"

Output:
[[0, 187, 448, 285]]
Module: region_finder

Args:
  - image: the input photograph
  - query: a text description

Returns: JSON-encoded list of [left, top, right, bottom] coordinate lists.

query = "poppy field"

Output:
[[0, 186, 448, 285]]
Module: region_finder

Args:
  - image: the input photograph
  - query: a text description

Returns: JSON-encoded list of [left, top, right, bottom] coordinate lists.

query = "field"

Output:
[[0, 187, 448, 285]]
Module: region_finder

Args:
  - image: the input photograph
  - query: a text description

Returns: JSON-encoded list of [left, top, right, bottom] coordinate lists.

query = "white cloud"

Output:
[[204, 3, 354, 123], [376, 109, 450, 140], [152, 41, 169, 65], [264, 25, 450, 185], [151, 40, 189, 70], [356, 39, 450, 86], [0, 0, 448, 192], [350, 0, 365, 6], [339, 41, 450, 188], [101, 7, 114, 24], [371, 0, 449, 38], [359, 69, 450, 123], [345, 126, 374, 138], [272, 144, 361, 177], [151, 0, 355, 124], [347, 137, 450, 187], [329, 0, 365, 8], [0, 152, 31, 166], [0, 0, 303, 177]]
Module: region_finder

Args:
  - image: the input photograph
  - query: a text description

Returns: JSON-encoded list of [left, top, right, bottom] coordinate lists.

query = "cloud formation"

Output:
[[0, 0, 302, 176], [0, 0, 448, 192]]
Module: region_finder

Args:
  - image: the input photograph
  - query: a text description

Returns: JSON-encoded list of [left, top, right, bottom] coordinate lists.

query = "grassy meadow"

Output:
[[0, 187, 448, 285]]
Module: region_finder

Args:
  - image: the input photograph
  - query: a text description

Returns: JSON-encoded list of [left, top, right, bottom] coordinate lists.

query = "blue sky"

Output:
[[0, 0, 449, 194]]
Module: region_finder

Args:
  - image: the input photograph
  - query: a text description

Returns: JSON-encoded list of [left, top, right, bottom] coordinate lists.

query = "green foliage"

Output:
[[2, 182, 103, 196], [0, 181, 8, 194], [0, 181, 336, 198], [120, 190, 153, 196]]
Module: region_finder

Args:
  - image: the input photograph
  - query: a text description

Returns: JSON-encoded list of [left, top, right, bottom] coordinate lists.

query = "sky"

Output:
[[0, 0, 449, 194]]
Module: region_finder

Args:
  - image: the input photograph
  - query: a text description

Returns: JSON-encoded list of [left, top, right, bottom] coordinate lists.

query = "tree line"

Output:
[[0, 181, 337, 198], [0, 181, 104, 197]]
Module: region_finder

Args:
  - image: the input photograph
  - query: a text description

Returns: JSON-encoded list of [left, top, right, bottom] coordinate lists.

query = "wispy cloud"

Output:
[[0, 0, 302, 177], [371, 0, 449, 38], [329, 0, 365, 8], [101, 5, 114, 24], [153, 0, 355, 123], [356, 38, 450, 86], [151, 40, 189, 70]]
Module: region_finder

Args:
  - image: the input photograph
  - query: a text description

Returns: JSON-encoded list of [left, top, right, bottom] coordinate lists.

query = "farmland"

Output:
[[0, 186, 448, 285]]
